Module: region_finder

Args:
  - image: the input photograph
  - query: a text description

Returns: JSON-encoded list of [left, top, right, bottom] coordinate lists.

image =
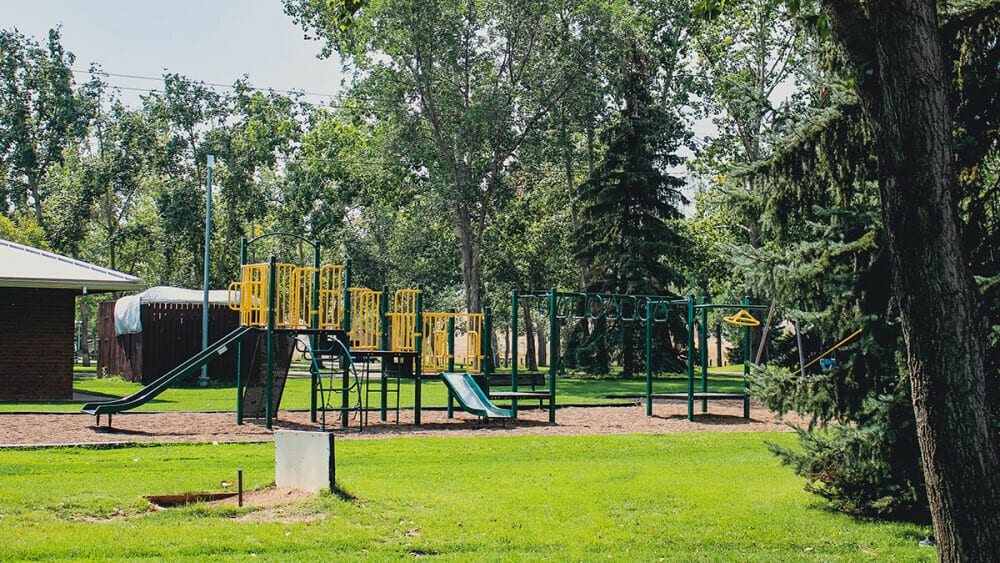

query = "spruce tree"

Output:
[[573, 43, 687, 377], [726, 5, 1000, 519]]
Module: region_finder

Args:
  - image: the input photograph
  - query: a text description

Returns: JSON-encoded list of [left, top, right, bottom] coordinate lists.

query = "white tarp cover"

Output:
[[114, 286, 233, 335]]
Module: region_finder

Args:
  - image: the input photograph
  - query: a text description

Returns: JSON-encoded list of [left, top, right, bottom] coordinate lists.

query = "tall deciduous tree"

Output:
[[817, 0, 1000, 558], [285, 0, 581, 313], [0, 28, 93, 229], [143, 73, 223, 287]]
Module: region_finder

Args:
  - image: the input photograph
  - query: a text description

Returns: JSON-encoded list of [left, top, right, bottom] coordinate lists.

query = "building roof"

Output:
[[0, 239, 143, 293]]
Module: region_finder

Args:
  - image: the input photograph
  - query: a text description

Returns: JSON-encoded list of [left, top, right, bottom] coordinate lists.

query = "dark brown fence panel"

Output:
[[98, 299, 245, 385], [97, 300, 140, 381]]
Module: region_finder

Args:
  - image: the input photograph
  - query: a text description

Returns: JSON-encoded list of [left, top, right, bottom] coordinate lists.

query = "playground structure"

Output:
[[81, 232, 782, 428], [511, 290, 770, 421], [83, 233, 504, 428]]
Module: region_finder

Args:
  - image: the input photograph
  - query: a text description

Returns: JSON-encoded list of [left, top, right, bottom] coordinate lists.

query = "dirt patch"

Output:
[[0, 400, 798, 447], [222, 487, 325, 522]]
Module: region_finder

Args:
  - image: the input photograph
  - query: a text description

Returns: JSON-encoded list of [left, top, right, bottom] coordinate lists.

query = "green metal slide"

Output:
[[440, 372, 513, 419], [82, 325, 257, 424]]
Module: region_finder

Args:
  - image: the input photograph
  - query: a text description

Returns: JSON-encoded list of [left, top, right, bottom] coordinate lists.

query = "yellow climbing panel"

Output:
[[229, 262, 344, 330], [419, 312, 484, 373]]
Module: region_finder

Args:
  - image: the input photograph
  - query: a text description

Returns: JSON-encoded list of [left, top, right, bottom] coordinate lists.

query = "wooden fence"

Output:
[[98, 300, 247, 385]]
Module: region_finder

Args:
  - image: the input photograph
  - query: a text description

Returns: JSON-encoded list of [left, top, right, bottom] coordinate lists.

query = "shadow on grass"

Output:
[[330, 483, 358, 502]]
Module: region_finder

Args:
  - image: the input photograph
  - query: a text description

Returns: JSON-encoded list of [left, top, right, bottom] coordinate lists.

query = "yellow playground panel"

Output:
[[387, 289, 420, 352], [415, 312, 485, 373], [348, 287, 382, 350], [230, 263, 267, 327], [318, 265, 345, 330], [229, 263, 484, 371]]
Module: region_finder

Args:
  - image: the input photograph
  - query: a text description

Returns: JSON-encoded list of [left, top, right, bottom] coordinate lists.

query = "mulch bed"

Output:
[[0, 400, 798, 447]]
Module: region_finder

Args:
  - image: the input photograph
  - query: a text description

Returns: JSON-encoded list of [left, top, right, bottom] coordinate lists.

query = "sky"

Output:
[[2, 0, 345, 106]]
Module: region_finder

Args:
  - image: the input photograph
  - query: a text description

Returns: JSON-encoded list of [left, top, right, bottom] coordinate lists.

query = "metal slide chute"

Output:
[[439, 372, 513, 419], [82, 325, 258, 424]]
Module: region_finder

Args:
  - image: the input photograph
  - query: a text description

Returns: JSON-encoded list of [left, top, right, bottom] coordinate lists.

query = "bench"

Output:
[[489, 371, 546, 391], [488, 390, 552, 411]]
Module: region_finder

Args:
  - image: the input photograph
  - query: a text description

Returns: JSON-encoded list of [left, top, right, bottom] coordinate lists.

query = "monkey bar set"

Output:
[[512, 290, 769, 421]]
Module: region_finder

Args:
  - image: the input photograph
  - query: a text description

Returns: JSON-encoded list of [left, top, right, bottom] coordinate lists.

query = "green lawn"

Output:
[[0, 433, 933, 561], [0, 372, 747, 413]]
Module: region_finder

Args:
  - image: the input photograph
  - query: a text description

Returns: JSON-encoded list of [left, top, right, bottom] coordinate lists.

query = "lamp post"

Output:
[[200, 154, 215, 387]]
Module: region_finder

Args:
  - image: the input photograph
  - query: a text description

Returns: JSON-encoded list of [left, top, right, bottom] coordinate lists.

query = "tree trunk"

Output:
[[503, 326, 510, 367], [521, 301, 537, 371], [537, 323, 547, 367], [28, 173, 45, 228], [822, 1, 1000, 558], [715, 323, 723, 367], [455, 206, 483, 314]]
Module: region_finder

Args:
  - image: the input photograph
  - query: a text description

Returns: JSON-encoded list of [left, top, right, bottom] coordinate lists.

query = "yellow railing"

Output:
[[318, 265, 345, 330], [291, 267, 318, 329], [422, 313, 452, 372], [460, 313, 484, 373], [388, 289, 420, 352], [229, 262, 344, 330], [272, 263, 298, 328], [228, 264, 269, 327], [228, 267, 488, 370], [348, 287, 382, 351], [418, 312, 484, 373]]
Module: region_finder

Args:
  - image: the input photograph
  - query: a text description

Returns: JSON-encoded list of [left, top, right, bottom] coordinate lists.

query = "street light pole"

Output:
[[200, 154, 215, 387]]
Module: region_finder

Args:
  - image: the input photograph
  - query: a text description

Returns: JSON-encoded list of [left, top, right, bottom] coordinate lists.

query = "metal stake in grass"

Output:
[[237, 468, 243, 507]]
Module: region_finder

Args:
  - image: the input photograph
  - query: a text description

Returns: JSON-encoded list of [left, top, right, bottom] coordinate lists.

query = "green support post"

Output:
[[265, 255, 277, 430], [341, 260, 352, 429], [548, 288, 558, 423], [700, 296, 709, 413], [743, 295, 751, 419], [414, 285, 424, 426], [645, 298, 653, 417], [483, 307, 492, 379], [686, 294, 695, 421], [310, 242, 320, 423], [446, 308, 456, 419], [510, 290, 519, 417], [380, 284, 390, 422], [236, 237, 247, 425]]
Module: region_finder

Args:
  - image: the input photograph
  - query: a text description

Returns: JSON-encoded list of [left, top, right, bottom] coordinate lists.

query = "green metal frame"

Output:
[[686, 297, 771, 420], [511, 289, 771, 423], [511, 289, 685, 424], [236, 233, 355, 430]]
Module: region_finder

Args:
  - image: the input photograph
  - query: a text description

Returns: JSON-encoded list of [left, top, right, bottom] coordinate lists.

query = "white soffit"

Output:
[[0, 239, 143, 292]]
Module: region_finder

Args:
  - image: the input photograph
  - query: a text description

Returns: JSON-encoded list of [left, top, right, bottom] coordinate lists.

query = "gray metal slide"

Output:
[[440, 372, 513, 418]]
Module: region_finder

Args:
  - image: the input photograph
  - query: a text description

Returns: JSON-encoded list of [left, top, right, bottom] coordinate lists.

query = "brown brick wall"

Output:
[[0, 288, 75, 401]]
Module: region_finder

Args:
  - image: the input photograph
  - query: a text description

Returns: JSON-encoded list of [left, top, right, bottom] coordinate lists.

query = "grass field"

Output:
[[0, 371, 747, 413], [0, 433, 933, 561]]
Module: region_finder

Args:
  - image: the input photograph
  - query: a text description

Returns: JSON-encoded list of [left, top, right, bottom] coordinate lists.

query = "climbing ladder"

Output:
[[241, 332, 296, 420], [304, 331, 363, 430]]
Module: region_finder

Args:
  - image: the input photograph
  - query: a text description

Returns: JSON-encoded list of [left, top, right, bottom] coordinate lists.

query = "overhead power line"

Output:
[[72, 68, 343, 99]]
